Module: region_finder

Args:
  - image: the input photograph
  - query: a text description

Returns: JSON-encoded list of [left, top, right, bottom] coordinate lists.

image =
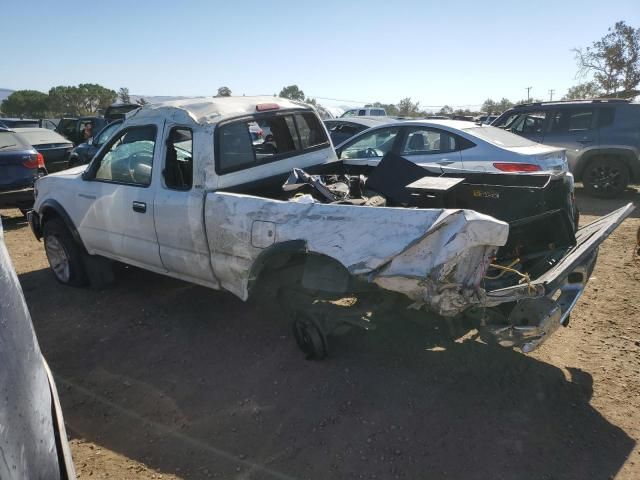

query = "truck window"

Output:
[[94, 125, 156, 186], [164, 127, 193, 190], [217, 111, 329, 174]]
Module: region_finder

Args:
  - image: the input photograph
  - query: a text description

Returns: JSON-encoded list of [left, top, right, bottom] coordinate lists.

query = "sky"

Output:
[[2, 0, 639, 110]]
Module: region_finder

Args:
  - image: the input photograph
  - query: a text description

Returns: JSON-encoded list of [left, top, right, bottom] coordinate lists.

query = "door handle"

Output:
[[578, 139, 593, 144], [437, 160, 455, 165], [132, 201, 147, 213], [78, 193, 96, 200]]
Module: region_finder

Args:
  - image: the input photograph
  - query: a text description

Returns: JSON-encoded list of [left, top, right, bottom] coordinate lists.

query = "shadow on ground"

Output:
[[576, 185, 639, 218], [20, 265, 635, 480]]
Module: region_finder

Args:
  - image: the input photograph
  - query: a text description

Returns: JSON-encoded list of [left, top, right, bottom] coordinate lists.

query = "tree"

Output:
[[279, 85, 305, 101], [118, 87, 131, 103], [573, 21, 640, 96], [0, 90, 49, 117], [48, 84, 117, 116], [305, 97, 317, 106], [481, 98, 498, 114], [216, 86, 232, 97], [136, 97, 148, 106], [397, 97, 420, 117], [438, 105, 453, 116], [562, 82, 603, 100], [497, 98, 513, 112]]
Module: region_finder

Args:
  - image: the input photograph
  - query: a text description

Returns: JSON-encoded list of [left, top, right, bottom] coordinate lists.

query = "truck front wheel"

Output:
[[43, 218, 88, 287], [583, 157, 629, 198]]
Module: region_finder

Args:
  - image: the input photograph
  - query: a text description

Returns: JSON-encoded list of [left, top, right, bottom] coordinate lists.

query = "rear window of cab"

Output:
[[216, 111, 329, 174]]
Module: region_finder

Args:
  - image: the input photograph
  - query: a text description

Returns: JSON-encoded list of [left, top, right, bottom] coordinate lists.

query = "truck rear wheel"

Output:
[[43, 218, 88, 287], [292, 313, 328, 360], [583, 157, 629, 198]]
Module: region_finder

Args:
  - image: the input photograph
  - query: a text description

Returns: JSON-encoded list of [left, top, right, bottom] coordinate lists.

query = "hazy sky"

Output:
[[2, 0, 639, 109]]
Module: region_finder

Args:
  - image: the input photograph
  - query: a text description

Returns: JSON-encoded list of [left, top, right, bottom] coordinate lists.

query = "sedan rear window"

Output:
[[462, 125, 538, 147], [0, 131, 31, 151]]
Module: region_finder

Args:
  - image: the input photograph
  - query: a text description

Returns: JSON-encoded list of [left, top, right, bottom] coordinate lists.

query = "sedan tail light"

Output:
[[493, 162, 541, 172], [22, 153, 45, 169]]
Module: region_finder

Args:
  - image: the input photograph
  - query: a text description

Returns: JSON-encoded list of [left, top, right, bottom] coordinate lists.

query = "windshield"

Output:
[[14, 128, 70, 146], [0, 131, 31, 150], [462, 125, 538, 147]]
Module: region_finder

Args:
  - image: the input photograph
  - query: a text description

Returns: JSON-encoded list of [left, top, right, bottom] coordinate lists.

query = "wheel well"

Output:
[[577, 151, 634, 181], [39, 202, 86, 252], [247, 243, 352, 297]]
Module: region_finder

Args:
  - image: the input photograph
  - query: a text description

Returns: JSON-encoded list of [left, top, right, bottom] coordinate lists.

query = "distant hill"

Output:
[[0, 88, 14, 103]]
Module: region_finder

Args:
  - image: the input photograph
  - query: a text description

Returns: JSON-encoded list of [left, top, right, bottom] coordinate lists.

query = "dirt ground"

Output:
[[2, 185, 640, 480]]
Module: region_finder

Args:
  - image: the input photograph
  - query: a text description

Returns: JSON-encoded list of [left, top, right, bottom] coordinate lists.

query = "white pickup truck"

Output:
[[28, 96, 633, 359]]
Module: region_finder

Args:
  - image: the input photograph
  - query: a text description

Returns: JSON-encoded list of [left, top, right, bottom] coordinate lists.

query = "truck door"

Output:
[[152, 126, 219, 286], [75, 124, 164, 269]]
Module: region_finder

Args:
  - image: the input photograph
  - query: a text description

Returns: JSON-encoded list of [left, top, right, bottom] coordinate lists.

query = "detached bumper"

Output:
[[483, 203, 634, 352]]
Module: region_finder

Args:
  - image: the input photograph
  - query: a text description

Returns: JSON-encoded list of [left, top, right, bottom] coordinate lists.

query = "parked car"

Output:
[[55, 116, 107, 145], [0, 220, 76, 480], [104, 103, 140, 122], [324, 117, 399, 145], [68, 120, 122, 167], [492, 99, 640, 197], [0, 118, 40, 128], [341, 107, 386, 117], [27, 96, 631, 360], [14, 128, 74, 172], [475, 114, 500, 124], [334, 119, 568, 173], [0, 127, 46, 213]]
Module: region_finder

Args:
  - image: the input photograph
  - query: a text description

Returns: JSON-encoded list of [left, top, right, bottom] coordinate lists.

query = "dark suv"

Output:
[[493, 99, 640, 198]]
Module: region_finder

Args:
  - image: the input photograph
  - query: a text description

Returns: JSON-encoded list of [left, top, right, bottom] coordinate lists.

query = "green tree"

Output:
[[397, 97, 420, 117], [370, 101, 398, 116], [438, 105, 453, 116], [216, 86, 232, 97], [48, 84, 117, 116], [118, 87, 131, 103], [279, 85, 305, 101], [136, 97, 148, 106], [497, 98, 513, 112], [481, 98, 498, 113], [573, 21, 640, 96], [0, 90, 49, 117], [562, 82, 603, 100]]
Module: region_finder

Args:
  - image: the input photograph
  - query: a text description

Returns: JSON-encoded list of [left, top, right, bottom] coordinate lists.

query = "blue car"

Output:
[[0, 127, 46, 213]]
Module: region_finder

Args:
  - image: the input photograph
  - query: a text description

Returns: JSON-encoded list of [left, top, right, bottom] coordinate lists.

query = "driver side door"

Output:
[[75, 124, 165, 270], [338, 126, 402, 167]]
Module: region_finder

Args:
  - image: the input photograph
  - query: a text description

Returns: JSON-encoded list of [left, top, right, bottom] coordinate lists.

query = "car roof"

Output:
[[128, 96, 311, 126], [325, 117, 398, 128]]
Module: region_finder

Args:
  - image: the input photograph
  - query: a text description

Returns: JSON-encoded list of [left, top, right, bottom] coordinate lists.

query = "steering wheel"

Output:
[[365, 147, 379, 158]]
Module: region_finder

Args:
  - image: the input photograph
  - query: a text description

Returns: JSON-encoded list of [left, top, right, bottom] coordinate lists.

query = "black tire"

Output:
[[583, 157, 629, 198], [42, 218, 88, 287], [292, 314, 328, 360]]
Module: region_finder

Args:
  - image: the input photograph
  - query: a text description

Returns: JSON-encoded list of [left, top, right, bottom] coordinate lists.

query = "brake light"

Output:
[[23, 153, 45, 169], [493, 162, 541, 172], [256, 103, 280, 112]]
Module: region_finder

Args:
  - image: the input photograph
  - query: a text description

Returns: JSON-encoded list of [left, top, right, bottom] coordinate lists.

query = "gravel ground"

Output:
[[1, 185, 639, 480]]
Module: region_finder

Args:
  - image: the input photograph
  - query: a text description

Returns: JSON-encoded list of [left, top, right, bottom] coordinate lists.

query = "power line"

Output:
[[548, 89, 555, 101], [526, 86, 532, 101]]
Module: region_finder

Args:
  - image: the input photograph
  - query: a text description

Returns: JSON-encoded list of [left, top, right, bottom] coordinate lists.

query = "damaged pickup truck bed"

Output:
[[27, 96, 633, 359]]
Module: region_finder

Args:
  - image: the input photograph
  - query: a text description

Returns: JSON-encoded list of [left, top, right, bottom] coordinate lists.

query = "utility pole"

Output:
[[548, 89, 555, 101], [526, 86, 532, 101]]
